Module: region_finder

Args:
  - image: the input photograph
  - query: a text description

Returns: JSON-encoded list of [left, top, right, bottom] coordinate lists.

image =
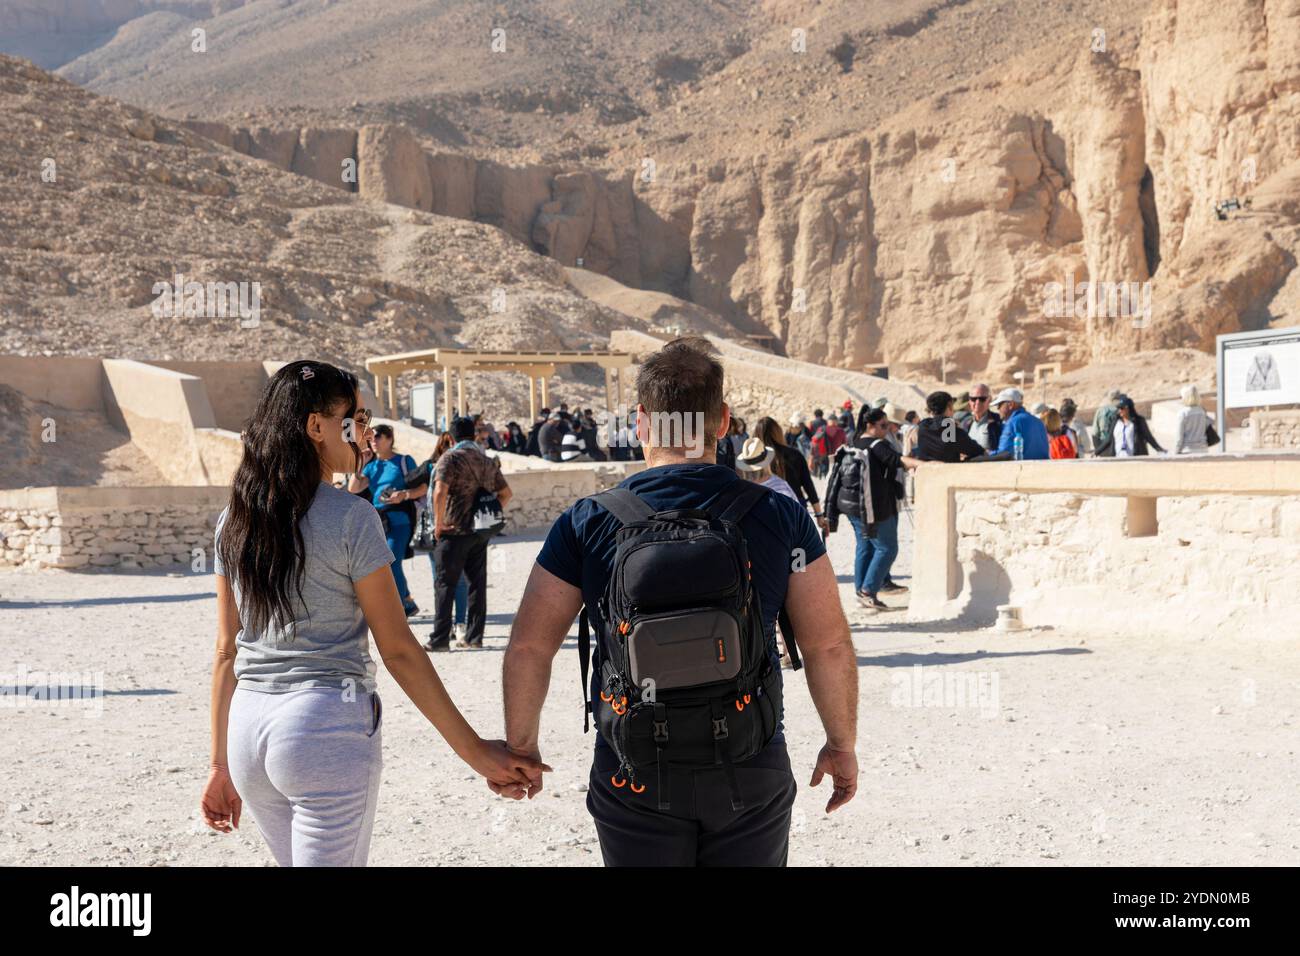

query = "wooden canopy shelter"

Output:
[[364, 347, 635, 423]]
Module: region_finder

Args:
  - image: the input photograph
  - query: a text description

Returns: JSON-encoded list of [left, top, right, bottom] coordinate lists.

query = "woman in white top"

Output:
[[735, 436, 799, 502], [1175, 384, 1212, 454]]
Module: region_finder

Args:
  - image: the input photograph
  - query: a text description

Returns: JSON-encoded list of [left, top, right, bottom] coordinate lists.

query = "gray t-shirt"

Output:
[[214, 481, 394, 694]]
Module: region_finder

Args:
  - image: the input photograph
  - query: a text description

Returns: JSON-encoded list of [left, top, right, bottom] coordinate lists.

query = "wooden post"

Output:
[[540, 374, 549, 409], [528, 374, 537, 422], [386, 375, 395, 418], [616, 367, 625, 409], [442, 365, 452, 428], [456, 368, 465, 416], [604, 366, 615, 413]]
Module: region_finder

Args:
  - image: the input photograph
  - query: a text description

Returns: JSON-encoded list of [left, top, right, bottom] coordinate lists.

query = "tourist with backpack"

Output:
[[826, 407, 921, 611], [425, 416, 512, 651], [500, 339, 860, 866]]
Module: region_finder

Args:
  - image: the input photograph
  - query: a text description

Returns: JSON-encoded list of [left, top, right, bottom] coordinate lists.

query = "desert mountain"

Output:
[[2, 0, 1299, 386], [0, 53, 748, 420]]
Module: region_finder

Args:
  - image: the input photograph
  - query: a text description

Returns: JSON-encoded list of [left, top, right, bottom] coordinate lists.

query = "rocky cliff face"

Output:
[[175, 0, 1298, 380]]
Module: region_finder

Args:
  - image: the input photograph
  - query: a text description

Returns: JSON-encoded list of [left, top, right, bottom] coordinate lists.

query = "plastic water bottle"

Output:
[[1013, 435, 1024, 461]]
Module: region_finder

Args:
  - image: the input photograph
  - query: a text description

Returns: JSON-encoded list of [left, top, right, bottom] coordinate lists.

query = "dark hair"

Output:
[[926, 391, 953, 416], [218, 360, 359, 638], [451, 415, 476, 441], [905, 410, 919, 423], [1060, 398, 1078, 419], [813, 408, 823, 418], [431, 432, 454, 462], [635, 338, 725, 443], [372, 423, 394, 442], [864, 408, 888, 428]]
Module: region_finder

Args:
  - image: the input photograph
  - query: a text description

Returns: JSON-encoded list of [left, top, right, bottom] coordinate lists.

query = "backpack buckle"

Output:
[[653, 719, 669, 743], [711, 716, 729, 740]]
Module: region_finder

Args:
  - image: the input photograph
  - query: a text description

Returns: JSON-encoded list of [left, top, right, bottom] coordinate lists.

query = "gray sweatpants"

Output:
[[227, 684, 383, 867]]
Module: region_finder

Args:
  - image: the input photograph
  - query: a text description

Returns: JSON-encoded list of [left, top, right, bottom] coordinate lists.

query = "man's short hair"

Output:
[[372, 423, 394, 441], [635, 338, 725, 442], [926, 391, 953, 416], [813, 408, 823, 418], [450, 415, 476, 441]]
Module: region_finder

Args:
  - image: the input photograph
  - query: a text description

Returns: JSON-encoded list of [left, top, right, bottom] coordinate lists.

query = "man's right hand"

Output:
[[810, 744, 858, 813]]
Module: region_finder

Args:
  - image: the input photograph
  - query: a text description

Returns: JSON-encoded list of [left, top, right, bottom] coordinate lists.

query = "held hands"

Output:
[[469, 738, 551, 800], [810, 743, 858, 814], [200, 765, 242, 833]]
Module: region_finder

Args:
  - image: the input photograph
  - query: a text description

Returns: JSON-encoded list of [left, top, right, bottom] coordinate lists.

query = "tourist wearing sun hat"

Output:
[[736, 436, 799, 502]]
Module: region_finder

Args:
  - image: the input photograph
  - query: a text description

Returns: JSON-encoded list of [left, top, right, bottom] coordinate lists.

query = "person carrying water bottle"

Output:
[[991, 388, 1049, 461]]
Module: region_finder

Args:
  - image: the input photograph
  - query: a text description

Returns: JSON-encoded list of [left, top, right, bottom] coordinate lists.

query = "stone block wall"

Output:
[[1251, 409, 1300, 450], [0, 488, 226, 571], [952, 489, 1300, 635], [0, 460, 644, 570]]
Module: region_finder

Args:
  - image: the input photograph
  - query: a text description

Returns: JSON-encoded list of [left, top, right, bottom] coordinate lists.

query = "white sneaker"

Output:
[[454, 623, 466, 643]]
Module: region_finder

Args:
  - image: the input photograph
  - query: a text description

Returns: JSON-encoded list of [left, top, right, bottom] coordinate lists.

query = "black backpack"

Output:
[[577, 481, 800, 812]]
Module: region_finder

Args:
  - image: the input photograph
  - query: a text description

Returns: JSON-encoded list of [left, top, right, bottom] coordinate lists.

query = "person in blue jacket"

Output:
[[992, 388, 1050, 460]]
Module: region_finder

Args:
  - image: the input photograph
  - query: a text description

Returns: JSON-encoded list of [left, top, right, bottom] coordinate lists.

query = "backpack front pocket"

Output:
[[626, 607, 742, 691]]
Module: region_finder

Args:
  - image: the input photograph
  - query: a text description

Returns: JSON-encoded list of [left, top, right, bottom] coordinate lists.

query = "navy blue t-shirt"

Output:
[[536, 463, 826, 751]]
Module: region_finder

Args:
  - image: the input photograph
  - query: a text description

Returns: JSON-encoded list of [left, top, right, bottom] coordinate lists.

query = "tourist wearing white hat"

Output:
[[736, 436, 799, 502], [992, 387, 1050, 460]]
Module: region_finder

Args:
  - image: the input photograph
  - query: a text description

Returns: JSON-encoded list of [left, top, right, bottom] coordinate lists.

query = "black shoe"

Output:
[[879, 580, 909, 594], [423, 635, 449, 652]]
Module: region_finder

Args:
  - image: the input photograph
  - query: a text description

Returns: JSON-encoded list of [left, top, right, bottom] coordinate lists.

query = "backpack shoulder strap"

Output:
[[589, 487, 654, 526], [707, 478, 769, 524]]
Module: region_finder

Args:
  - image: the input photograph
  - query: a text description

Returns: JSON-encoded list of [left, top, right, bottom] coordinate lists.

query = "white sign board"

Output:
[[1219, 328, 1300, 409], [409, 382, 440, 429]]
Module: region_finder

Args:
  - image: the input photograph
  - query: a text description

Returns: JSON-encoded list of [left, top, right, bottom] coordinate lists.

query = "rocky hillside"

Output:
[[0, 54, 740, 414], [3, 0, 1298, 385]]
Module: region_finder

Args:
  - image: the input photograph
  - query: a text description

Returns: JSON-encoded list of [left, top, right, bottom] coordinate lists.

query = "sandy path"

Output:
[[2, 505, 1297, 866]]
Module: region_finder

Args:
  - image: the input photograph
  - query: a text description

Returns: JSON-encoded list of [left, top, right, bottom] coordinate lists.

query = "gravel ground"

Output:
[[2, 507, 1297, 867]]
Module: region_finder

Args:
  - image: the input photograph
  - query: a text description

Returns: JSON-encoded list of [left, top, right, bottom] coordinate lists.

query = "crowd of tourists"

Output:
[[202, 342, 1217, 869]]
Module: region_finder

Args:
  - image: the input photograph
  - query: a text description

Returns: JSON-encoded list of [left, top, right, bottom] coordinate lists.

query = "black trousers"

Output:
[[586, 741, 796, 866], [431, 532, 490, 644]]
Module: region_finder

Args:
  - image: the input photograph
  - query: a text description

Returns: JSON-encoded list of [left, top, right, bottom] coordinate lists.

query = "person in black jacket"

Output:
[[1094, 396, 1165, 457], [525, 409, 549, 457], [826, 408, 920, 610], [754, 416, 827, 533], [915, 391, 988, 463]]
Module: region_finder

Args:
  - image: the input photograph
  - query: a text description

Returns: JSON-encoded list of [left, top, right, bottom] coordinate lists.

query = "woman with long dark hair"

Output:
[[753, 415, 826, 533], [200, 361, 544, 866]]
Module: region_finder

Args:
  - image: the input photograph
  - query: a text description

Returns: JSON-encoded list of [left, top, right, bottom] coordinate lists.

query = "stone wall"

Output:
[[1251, 409, 1300, 450], [0, 487, 226, 571], [609, 328, 926, 423], [0, 459, 643, 570], [951, 489, 1300, 636]]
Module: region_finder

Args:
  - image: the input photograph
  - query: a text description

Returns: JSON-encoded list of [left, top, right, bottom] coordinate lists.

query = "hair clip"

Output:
[[301, 366, 315, 380]]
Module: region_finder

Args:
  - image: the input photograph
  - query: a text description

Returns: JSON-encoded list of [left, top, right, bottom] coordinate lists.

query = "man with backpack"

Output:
[[499, 339, 860, 866], [425, 416, 513, 651], [826, 408, 921, 611]]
